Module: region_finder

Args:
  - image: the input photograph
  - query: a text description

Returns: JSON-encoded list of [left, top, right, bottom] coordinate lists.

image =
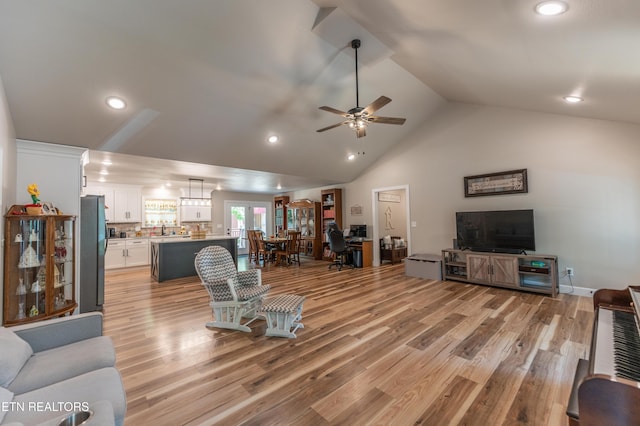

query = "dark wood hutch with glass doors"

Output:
[[3, 205, 77, 326], [286, 199, 322, 259]]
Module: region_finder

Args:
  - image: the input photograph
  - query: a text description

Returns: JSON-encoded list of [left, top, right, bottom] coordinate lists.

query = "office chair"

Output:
[[326, 223, 354, 271]]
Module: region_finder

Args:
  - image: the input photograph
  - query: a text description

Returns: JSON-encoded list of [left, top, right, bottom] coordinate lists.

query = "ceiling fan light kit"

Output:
[[317, 39, 406, 138]]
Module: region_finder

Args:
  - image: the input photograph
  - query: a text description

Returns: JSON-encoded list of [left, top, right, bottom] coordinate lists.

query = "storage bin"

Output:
[[405, 254, 442, 280]]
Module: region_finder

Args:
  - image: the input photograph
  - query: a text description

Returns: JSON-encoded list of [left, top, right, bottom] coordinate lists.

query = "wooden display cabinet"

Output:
[[321, 188, 343, 261], [3, 207, 77, 325], [286, 199, 322, 259], [274, 195, 289, 236]]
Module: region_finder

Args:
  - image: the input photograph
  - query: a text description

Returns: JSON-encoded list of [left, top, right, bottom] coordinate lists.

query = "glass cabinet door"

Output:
[[52, 216, 75, 313], [3, 212, 76, 325], [306, 207, 315, 238], [11, 218, 46, 321]]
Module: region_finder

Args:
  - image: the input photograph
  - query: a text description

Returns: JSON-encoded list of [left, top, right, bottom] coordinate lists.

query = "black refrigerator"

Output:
[[80, 195, 107, 312]]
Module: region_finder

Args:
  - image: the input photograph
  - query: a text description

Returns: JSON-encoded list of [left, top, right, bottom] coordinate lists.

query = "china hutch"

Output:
[[286, 199, 322, 259], [3, 206, 77, 325]]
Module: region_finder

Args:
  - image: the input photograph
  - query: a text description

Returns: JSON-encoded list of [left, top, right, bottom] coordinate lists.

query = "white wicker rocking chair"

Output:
[[195, 246, 271, 332]]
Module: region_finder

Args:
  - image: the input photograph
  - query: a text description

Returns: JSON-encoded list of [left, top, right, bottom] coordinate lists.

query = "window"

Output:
[[144, 199, 177, 227]]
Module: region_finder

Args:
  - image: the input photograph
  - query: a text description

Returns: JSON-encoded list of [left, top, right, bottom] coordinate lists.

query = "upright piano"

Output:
[[567, 286, 640, 425]]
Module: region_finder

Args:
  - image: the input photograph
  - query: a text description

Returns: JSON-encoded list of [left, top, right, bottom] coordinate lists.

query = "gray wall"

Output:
[[342, 102, 640, 291]]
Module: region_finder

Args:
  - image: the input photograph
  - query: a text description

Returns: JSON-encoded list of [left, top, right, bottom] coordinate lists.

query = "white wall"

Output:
[[16, 140, 85, 216], [0, 75, 16, 323], [343, 102, 640, 291]]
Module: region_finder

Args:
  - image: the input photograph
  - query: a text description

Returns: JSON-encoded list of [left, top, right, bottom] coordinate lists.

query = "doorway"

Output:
[[223, 201, 271, 255], [371, 185, 411, 266]]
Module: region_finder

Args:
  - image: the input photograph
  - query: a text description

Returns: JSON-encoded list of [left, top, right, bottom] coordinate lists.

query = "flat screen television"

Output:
[[456, 209, 535, 253]]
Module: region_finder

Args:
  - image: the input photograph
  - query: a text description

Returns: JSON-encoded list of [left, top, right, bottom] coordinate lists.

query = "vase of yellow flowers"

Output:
[[25, 183, 43, 215]]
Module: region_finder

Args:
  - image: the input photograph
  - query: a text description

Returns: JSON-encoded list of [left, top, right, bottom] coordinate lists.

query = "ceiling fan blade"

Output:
[[368, 116, 406, 125], [317, 121, 348, 132], [363, 96, 392, 115], [319, 106, 349, 117], [356, 127, 366, 138]]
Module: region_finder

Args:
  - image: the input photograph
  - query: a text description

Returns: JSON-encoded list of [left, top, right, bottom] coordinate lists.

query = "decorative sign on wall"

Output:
[[378, 192, 401, 203], [350, 205, 362, 215], [464, 169, 528, 197]]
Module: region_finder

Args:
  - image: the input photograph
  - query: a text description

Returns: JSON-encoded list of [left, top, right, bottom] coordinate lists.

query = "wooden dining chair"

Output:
[[275, 231, 301, 266], [288, 231, 301, 265], [246, 230, 258, 263], [255, 232, 274, 265]]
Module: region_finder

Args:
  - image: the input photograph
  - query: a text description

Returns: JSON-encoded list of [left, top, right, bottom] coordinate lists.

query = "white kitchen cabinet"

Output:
[[105, 238, 149, 269], [124, 238, 149, 267], [105, 240, 126, 269], [113, 188, 141, 222], [180, 205, 211, 222], [85, 185, 115, 222]]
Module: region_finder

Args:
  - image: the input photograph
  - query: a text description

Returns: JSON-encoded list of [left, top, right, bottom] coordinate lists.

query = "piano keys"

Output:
[[567, 286, 640, 426]]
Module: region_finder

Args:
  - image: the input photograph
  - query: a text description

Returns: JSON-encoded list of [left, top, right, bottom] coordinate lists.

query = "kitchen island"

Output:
[[150, 236, 238, 282]]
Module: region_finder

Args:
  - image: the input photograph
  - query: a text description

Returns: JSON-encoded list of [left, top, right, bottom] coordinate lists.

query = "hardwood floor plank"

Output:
[[504, 349, 564, 425], [101, 259, 593, 425], [330, 387, 394, 425], [407, 313, 467, 350], [451, 316, 505, 360], [371, 342, 468, 424], [416, 375, 480, 426]]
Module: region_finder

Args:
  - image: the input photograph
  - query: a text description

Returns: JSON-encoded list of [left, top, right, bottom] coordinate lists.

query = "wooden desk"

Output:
[[347, 239, 373, 267]]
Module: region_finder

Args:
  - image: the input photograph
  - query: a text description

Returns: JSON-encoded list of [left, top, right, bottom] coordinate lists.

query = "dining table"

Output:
[[262, 236, 293, 264], [263, 236, 288, 251]]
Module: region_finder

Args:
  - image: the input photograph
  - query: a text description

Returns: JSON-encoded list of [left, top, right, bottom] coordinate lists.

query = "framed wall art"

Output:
[[464, 169, 528, 197]]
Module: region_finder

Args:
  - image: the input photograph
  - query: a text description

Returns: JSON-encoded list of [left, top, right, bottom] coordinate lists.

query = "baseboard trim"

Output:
[[559, 284, 595, 297]]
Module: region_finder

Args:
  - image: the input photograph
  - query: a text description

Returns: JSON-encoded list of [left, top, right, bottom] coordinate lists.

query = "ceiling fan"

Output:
[[317, 39, 406, 138]]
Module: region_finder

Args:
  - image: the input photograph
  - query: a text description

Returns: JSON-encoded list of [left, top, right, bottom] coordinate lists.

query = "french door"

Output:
[[223, 201, 271, 255]]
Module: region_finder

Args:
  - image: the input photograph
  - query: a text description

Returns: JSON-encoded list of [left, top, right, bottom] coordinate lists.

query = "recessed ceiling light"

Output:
[[347, 154, 356, 161], [268, 135, 279, 143], [216, 184, 221, 191], [563, 95, 583, 103], [277, 184, 282, 190], [535, 1, 568, 16], [106, 96, 126, 110], [98, 177, 106, 183], [101, 160, 112, 166], [165, 182, 172, 187], [99, 169, 109, 175]]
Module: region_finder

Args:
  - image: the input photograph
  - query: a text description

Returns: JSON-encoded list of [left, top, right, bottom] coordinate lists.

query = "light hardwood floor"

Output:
[[103, 257, 593, 425]]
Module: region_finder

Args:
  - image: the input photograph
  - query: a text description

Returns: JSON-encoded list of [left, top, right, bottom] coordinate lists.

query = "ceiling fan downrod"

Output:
[[352, 39, 361, 108]]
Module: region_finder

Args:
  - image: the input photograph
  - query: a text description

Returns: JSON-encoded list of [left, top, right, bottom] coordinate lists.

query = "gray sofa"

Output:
[[0, 313, 126, 425]]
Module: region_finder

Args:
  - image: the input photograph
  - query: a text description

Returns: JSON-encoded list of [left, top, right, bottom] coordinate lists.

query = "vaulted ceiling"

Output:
[[0, 1, 636, 192]]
